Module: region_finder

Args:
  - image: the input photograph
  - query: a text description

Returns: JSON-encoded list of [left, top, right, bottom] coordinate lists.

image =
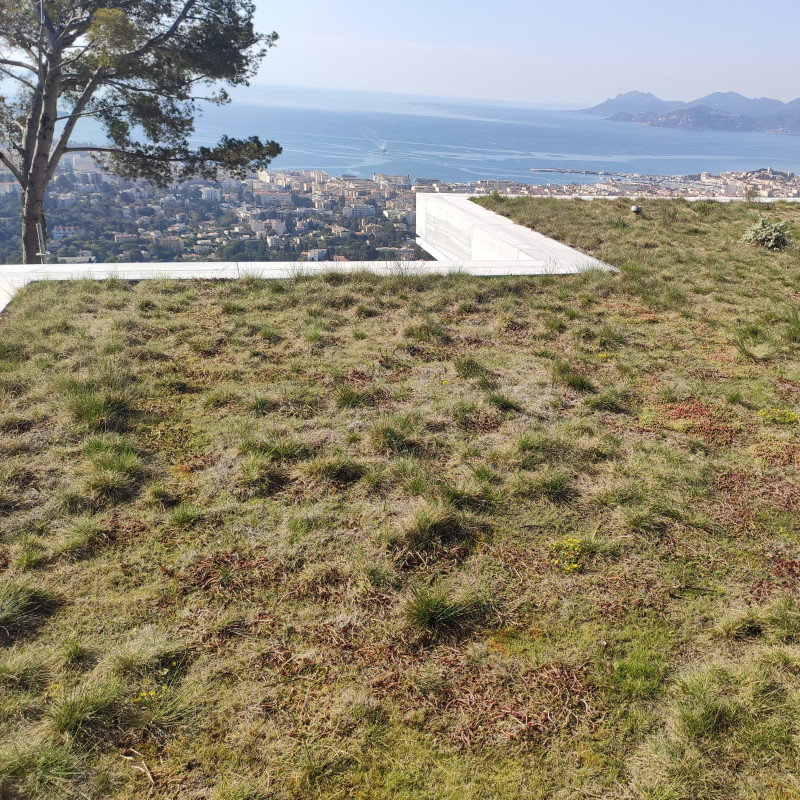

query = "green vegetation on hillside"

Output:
[[1, 198, 800, 798]]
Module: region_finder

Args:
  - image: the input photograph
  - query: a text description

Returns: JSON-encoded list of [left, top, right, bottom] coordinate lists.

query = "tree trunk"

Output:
[[21, 186, 47, 264], [20, 33, 62, 265]]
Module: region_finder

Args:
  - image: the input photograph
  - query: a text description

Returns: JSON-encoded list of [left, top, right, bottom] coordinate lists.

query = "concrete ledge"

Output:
[[416, 194, 613, 272], [0, 259, 614, 313]]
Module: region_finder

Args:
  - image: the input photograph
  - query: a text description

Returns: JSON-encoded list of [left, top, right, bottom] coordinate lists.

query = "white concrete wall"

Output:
[[416, 193, 611, 273], [0, 259, 612, 313]]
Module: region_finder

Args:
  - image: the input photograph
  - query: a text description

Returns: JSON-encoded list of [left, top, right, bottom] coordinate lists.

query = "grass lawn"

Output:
[[1, 197, 800, 798]]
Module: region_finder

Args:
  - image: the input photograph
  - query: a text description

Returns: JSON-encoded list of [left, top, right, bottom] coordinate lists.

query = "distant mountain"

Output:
[[691, 92, 786, 117], [581, 91, 685, 116], [579, 90, 800, 134], [609, 106, 759, 132]]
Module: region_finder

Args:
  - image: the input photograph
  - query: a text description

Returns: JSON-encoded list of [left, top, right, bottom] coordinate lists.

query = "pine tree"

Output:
[[0, 0, 280, 262]]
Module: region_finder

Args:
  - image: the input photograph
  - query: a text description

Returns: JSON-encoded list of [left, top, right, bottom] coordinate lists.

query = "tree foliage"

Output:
[[0, 0, 281, 261]]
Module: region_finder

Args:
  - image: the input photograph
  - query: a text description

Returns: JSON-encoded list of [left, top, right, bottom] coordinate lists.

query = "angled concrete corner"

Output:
[[0, 195, 615, 314], [416, 193, 613, 273]]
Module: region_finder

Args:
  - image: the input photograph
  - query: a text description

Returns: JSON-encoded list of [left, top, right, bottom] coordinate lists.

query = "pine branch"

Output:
[[47, 66, 108, 183], [0, 57, 37, 73], [127, 0, 198, 60], [0, 146, 23, 184], [0, 65, 36, 90]]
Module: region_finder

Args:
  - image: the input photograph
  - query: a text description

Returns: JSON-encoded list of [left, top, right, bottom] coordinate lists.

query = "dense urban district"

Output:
[[0, 157, 798, 264]]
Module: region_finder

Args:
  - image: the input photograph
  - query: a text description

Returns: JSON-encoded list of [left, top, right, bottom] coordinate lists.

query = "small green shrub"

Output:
[[740, 216, 791, 251]]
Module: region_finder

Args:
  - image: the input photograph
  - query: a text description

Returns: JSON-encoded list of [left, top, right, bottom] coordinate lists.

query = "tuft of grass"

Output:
[[60, 636, 90, 667], [632, 650, 800, 799], [167, 502, 203, 528], [583, 391, 627, 413], [0, 647, 52, 692], [551, 361, 596, 393], [402, 503, 468, 551], [304, 453, 365, 486], [239, 432, 312, 461], [13, 536, 47, 571], [717, 598, 800, 644], [0, 580, 58, 641], [404, 317, 448, 342], [58, 367, 138, 431], [486, 391, 523, 412], [55, 515, 106, 559], [334, 384, 376, 408], [48, 678, 121, 736], [107, 625, 186, 678], [247, 394, 278, 414], [236, 454, 289, 497], [203, 387, 241, 409], [610, 646, 667, 701], [127, 681, 190, 737], [79, 435, 144, 505], [0, 736, 81, 799], [369, 412, 420, 454], [439, 479, 496, 512], [519, 468, 575, 503], [517, 429, 571, 468], [784, 305, 800, 344], [453, 356, 490, 379], [276, 384, 323, 416], [406, 583, 481, 634], [390, 457, 427, 495], [259, 324, 281, 344]]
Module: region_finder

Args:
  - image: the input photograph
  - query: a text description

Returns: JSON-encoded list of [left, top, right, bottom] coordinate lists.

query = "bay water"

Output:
[[74, 86, 800, 185]]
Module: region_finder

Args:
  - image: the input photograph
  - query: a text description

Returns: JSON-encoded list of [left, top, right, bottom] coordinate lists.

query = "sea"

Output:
[[73, 85, 800, 186]]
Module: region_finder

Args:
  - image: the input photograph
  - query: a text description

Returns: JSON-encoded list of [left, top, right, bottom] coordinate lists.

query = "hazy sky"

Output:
[[252, 0, 800, 105]]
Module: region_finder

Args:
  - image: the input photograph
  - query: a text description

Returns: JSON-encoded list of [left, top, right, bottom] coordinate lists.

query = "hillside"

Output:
[[2, 198, 800, 798], [582, 90, 800, 134]]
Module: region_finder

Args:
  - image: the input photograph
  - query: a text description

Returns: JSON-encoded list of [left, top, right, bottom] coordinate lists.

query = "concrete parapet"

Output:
[[416, 193, 612, 272]]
